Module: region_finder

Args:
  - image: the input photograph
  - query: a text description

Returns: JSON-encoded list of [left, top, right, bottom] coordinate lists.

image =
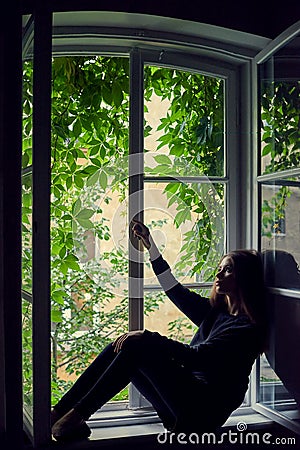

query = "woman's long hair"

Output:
[[210, 249, 267, 352]]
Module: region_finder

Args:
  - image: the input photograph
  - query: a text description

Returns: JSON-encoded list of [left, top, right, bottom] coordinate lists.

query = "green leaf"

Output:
[[100, 146, 107, 160], [59, 261, 69, 275], [154, 154, 172, 165], [90, 158, 102, 168], [80, 116, 93, 132], [89, 145, 100, 157], [72, 198, 82, 216], [80, 165, 100, 177], [194, 203, 204, 213], [262, 143, 272, 156], [64, 258, 81, 271], [66, 176, 73, 190], [76, 218, 94, 229], [86, 169, 100, 187], [59, 246, 66, 258], [174, 209, 191, 227], [192, 261, 204, 273], [102, 86, 112, 105], [22, 152, 30, 169], [51, 309, 63, 323], [74, 174, 84, 188], [99, 170, 108, 190], [73, 118, 82, 138], [51, 290, 66, 305], [76, 209, 94, 220], [167, 194, 179, 208], [164, 183, 180, 194], [206, 227, 212, 239], [112, 82, 123, 107], [62, 214, 73, 221], [170, 144, 184, 156]]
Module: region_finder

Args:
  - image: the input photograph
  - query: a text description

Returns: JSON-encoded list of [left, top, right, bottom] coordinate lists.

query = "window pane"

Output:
[[259, 37, 300, 175], [50, 56, 130, 404], [144, 181, 225, 285], [144, 66, 225, 177], [260, 178, 300, 423], [259, 301, 300, 418], [261, 179, 300, 290]]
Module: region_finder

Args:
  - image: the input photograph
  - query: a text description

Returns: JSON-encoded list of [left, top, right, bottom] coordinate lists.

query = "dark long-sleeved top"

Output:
[[144, 254, 262, 414]]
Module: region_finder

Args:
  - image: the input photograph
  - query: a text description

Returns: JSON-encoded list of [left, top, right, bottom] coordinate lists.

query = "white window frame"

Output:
[[251, 20, 300, 437], [21, 10, 275, 445]]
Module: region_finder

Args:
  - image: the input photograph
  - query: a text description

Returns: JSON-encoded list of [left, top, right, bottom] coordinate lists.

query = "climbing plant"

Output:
[[260, 78, 300, 240], [21, 56, 225, 404]]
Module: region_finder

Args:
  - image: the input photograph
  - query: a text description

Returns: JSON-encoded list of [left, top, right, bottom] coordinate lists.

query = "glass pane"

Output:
[[260, 177, 300, 424], [144, 181, 225, 286], [22, 59, 33, 416], [50, 56, 130, 404], [261, 179, 300, 290], [144, 66, 225, 177], [259, 301, 300, 420], [260, 36, 300, 175]]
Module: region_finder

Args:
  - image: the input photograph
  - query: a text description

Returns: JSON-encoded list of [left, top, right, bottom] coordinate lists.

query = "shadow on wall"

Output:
[[262, 250, 300, 410]]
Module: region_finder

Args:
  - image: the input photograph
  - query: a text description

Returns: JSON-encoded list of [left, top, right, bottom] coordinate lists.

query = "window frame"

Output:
[[128, 49, 234, 409], [20, 10, 275, 445], [252, 20, 300, 436], [21, 9, 53, 448]]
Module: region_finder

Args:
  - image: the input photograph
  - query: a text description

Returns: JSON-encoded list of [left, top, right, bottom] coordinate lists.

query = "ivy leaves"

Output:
[[145, 66, 224, 176], [22, 56, 226, 400], [260, 79, 300, 239], [261, 81, 300, 172]]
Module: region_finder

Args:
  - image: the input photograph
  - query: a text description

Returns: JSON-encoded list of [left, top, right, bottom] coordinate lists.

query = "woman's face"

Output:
[[215, 256, 237, 296]]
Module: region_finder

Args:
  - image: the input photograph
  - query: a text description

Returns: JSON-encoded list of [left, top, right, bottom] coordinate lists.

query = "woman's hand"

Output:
[[112, 330, 144, 353], [132, 219, 151, 250]]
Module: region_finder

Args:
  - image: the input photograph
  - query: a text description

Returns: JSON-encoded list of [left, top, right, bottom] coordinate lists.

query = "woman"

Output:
[[51, 220, 266, 441]]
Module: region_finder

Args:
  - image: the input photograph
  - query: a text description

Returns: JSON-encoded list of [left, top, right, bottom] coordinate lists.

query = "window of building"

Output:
[[22, 49, 229, 419], [18, 10, 300, 446], [256, 29, 300, 434]]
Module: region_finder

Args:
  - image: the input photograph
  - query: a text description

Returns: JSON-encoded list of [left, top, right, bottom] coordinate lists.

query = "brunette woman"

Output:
[[51, 220, 266, 441]]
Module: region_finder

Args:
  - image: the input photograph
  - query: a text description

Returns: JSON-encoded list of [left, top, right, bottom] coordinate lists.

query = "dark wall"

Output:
[[21, 0, 300, 39]]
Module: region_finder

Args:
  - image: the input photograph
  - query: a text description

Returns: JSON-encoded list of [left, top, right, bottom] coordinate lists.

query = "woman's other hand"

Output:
[[132, 219, 151, 250], [112, 330, 144, 353]]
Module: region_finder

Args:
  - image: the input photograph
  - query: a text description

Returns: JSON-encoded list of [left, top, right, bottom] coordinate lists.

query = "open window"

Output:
[[254, 23, 300, 436], [19, 9, 300, 447]]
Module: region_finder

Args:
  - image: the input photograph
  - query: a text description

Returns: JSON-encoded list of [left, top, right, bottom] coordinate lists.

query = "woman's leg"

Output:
[[53, 342, 116, 418], [131, 371, 177, 430], [72, 336, 212, 432], [132, 360, 213, 432], [53, 333, 215, 439], [52, 337, 178, 440]]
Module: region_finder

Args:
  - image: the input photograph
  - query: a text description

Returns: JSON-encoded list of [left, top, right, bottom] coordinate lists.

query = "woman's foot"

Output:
[[51, 408, 91, 442]]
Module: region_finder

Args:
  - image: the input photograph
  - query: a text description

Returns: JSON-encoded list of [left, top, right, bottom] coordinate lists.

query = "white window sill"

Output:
[[86, 408, 274, 442], [49, 407, 277, 449]]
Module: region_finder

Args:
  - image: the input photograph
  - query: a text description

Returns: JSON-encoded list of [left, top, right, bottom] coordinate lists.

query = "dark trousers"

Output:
[[53, 334, 216, 432]]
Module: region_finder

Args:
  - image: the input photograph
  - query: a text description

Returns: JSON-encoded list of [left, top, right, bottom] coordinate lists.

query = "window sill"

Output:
[[41, 408, 277, 450], [25, 407, 286, 450], [88, 408, 274, 440]]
